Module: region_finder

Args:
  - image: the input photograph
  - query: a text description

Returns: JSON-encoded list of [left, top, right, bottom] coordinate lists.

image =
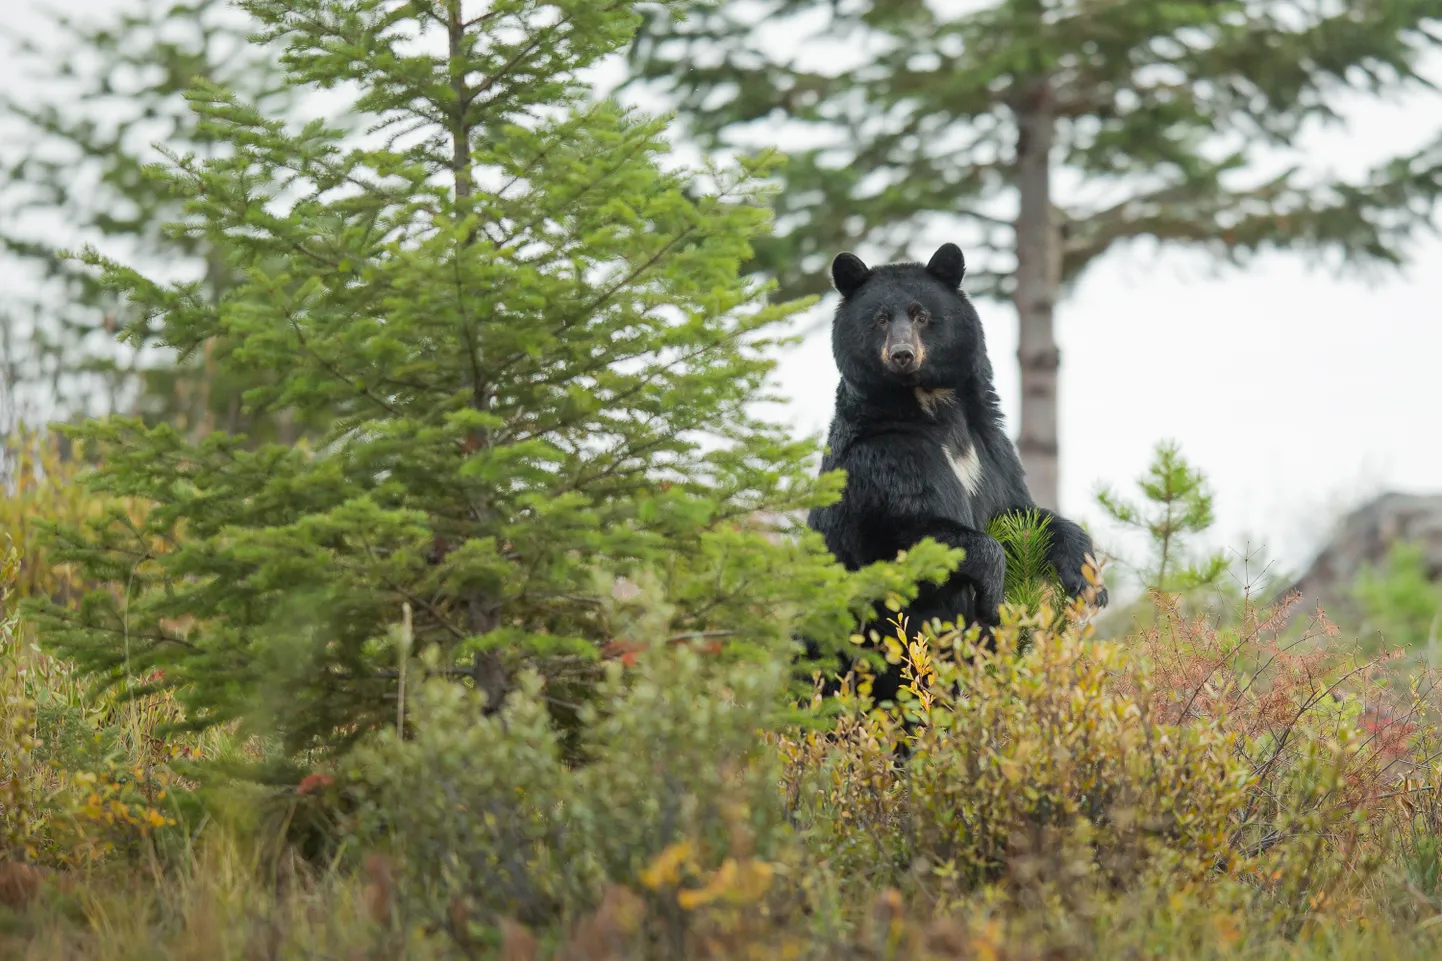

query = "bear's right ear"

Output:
[[831, 252, 871, 299]]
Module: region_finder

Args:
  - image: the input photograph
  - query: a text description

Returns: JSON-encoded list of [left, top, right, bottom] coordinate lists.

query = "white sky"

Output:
[[4, 0, 1441, 587]]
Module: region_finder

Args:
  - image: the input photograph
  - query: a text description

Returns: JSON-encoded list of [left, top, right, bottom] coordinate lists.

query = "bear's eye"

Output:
[[908, 304, 931, 325], [875, 312, 890, 328]]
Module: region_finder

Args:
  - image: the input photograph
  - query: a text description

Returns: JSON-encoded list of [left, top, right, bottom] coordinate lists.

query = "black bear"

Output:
[[807, 242, 1106, 704]]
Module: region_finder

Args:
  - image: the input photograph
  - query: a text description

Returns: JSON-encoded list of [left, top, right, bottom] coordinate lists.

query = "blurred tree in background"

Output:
[[0, 0, 311, 443], [629, 0, 1442, 507]]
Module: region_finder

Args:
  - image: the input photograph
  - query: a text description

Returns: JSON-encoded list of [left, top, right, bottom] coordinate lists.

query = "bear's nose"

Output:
[[887, 345, 916, 370]]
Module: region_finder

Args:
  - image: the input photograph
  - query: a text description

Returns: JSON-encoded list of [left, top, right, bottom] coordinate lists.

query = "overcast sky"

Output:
[[4, 0, 1441, 588]]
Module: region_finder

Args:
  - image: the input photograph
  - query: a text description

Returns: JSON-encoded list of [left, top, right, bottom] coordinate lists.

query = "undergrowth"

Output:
[[4, 435, 1442, 959]]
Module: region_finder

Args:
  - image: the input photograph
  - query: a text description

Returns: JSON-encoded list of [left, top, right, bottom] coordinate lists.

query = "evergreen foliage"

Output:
[[985, 508, 1063, 617], [628, 0, 1442, 505], [0, 0, 300, 438], [30, 0, 949, 760], [1096, 439, 1229, 595]]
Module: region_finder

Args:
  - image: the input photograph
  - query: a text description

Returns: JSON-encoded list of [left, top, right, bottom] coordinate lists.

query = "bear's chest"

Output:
[[930, 430, 1008, 523], [941, 442, 983, 496], [823, 412, 1002, 524]]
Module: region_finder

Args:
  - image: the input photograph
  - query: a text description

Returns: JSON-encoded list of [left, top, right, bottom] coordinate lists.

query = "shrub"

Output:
[[345, 641, 799, 954], [0, 541, 209, 870], [785, 619, 1249, 900], [0, 428, 142, 608], [779, 586, 1429, 940]]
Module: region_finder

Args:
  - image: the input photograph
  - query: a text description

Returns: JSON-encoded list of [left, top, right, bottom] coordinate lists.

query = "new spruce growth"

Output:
[[985, 508, 1064, 618]]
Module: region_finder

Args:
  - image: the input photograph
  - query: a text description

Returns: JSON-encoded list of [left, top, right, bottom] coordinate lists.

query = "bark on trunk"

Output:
[[1012, 81, 1062, 510]]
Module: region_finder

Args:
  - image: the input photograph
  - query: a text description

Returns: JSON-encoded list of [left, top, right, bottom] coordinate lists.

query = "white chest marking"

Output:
[[943, 444, 983, 496]]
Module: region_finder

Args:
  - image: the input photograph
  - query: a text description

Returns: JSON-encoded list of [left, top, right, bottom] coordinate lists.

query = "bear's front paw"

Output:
[[972, 573, 1005, 627], [1057, 558, 1107, 609]]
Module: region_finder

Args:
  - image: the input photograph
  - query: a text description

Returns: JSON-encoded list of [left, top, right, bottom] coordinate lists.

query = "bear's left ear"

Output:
[[926, 243, 966, 289]]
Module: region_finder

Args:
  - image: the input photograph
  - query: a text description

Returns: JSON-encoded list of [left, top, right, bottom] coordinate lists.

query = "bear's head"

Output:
[[828, 243, 985, 395]]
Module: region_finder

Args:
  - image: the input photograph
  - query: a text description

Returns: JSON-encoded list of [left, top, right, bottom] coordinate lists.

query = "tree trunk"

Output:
[[1012, 81, 1061, 510]]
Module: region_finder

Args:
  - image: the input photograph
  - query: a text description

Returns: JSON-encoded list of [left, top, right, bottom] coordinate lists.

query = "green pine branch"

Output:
[[986, 509, 1064, 619]]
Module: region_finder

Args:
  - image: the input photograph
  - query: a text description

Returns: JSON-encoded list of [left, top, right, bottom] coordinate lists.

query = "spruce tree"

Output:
[[1096, 440, 1229, 595], [0, 0, 298, 437], [32, 0, 951, 758], [629, 0, 1442, 508]]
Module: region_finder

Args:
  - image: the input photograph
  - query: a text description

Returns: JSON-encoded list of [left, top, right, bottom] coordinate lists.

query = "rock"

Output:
[[1283, 492, 1442, 617]]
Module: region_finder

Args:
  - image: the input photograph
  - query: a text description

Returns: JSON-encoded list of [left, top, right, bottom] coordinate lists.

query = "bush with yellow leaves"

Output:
[[1, 541, 183, 870], [789, 620, 1228, 905], [331, 574, 1439, 959], [779, 588, 1433, 940], [345, 643, 803, 956], [1, 428, 143, 608]]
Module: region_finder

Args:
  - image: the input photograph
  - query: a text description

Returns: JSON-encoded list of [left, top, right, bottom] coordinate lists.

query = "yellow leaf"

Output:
[[639, 841, 693, 891]]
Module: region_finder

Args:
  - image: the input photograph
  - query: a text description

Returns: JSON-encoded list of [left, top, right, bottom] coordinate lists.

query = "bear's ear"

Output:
[[831, 252, 871, 299], [926, 243, 966, 289]]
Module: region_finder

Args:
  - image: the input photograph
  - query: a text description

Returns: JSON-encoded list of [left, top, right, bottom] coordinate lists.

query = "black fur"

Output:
[[807, 243, 1107, 705]]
